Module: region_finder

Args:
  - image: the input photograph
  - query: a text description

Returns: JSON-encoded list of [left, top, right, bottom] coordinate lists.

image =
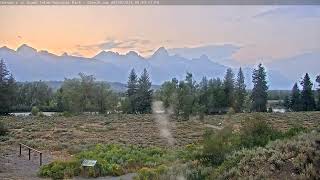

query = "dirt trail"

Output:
[[75, 173, 136, 180], [0, 147, 136, 180], [0, 148, 51, 180], [204, 124, 223, 130]]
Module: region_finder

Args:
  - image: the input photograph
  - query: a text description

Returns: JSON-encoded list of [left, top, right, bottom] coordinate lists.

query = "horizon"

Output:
[[0, 5, 319, 90], [1, 6, 320, 65]]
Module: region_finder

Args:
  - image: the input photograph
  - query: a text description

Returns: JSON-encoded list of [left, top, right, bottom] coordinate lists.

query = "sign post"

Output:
[[81, 159, 97, 177]]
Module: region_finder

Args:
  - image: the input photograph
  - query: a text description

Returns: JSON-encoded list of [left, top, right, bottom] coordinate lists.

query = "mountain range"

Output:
[[0, 44, 319, 90]]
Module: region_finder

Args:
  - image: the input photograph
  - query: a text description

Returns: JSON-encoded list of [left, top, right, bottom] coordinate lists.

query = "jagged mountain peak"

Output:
[[200, 54, 209, 60], [16, 44, 37, 55], [0, 46, 15, 52], [152, 47, 169, 57], [94, 50, 120, 59], [61, 52, 69, 56]]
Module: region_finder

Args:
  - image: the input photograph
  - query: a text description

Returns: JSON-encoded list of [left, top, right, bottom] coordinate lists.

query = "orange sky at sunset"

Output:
[[1, 5, 319, 64]]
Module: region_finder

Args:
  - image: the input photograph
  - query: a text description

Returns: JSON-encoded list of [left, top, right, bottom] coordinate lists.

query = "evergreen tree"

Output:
[[7, 74, 17, 110], [223, 68, 235, 107], [207, 78, 227, 114], [176, 73, 196, 120], [316, 75, 320, 110], [234, 67, 246, 112], [251, 63, 268, 112], [126, 68, 138, 113], [136, 68, 153, 113], [56, 88, 64, 112], [300, 73, 316, 111], [290, 83, 302, 111], [0, 59, 16, 115], [283, 95, 290, 110], [198, 77, 209, 115]]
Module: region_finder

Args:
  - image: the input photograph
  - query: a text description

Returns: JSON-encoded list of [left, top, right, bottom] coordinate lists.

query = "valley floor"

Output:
[[0, 112, 319, 179]]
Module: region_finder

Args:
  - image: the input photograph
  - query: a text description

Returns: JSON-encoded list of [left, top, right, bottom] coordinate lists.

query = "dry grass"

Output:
[[0, 114, 205, 158], [1, 112, 319, 159]]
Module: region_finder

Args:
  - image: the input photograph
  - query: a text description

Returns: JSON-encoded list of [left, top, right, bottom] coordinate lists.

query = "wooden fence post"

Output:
[[40, 153, 42, 166], [28, 148, 31, 160], [19, 144, 22, 157], [19, 143, 43, 166]]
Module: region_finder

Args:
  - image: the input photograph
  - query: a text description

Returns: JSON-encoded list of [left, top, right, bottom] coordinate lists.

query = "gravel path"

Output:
[[0, 148, 51, 180], [204, 124, 223, 130], [0, 148, 136, 180], [75, 173, 136, 180]]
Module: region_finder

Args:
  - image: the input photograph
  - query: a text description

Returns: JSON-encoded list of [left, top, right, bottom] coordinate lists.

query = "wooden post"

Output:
[[28, 148, 31, 160], [19, 143, 43, 165], [19, 144, 22, 157], [40, 153, 42, 166]]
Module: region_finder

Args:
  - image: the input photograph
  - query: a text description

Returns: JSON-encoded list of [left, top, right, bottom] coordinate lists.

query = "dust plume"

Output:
[[152, 101, 175, 146]]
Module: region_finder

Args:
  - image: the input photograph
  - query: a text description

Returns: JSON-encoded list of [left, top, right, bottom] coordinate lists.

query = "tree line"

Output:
[[0, 58, 319, 116], [284, 73, 320, 112], [156, 64, 270, 119]]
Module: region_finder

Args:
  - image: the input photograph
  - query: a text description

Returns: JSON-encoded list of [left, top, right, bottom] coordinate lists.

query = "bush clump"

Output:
[[39, 160, 80, 180], [31, 106, 40, 116], [0, 121, 8, 136], [239, 116, 283, 148], [211, 131, 320, 179], [39, 144, 172, 179], [200, 115, 306, 166]]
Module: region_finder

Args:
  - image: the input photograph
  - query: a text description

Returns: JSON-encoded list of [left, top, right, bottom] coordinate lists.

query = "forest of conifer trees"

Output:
[[0, 58, 319, 116]]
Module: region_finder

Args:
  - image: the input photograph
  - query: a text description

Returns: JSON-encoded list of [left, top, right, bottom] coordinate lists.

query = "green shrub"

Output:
[[211, 131, 320, 179], [201, 127, 239, 166], [31, 106, 40, 116], [283, 126, 307, 138], [0, 121, 8, 136], [39, 144, 172, 179], [200, 115, 304, 167], [135, 167, 158, 180], [239, 116, 282, 148], [39, 160, 80, 179], [62, 111, 72, 117]]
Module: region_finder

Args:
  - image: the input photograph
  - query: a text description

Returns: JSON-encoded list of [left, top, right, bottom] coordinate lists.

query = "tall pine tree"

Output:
[[136, 68, 153, 113], [0, 59, 16, 115], [126, 68, 138, 113], [223, 68, 235, 107], [251, 63, 268, 112], [234, 67, 246, 113], [198, 76, 209, 114], [316, 75, 320, 110], [290, 83, 302, 111], [300, 73, 315, 111]]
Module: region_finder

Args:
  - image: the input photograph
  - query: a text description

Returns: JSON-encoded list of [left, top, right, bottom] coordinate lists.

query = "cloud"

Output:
[[254, 6, 320, 19], [76, 37, 152, 52], [70, 52, 84, 57], [169, 44, 240, 58], [167, 44, 242, 67]]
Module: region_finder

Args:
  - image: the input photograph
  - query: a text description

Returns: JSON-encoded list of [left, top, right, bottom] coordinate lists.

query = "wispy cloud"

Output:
[[254, 6, 320, 19], [76, 37, 152, 52]]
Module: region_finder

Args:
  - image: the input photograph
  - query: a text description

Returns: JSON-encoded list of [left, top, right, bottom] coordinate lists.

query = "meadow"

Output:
[[0, 112, 320, 179]]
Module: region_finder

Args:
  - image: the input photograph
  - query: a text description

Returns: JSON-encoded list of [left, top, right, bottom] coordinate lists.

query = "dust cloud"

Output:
[[152, 101, 175, 146]]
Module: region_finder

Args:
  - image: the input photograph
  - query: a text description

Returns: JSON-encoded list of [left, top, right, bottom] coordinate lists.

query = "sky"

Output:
[[0, 5, 319, 64]]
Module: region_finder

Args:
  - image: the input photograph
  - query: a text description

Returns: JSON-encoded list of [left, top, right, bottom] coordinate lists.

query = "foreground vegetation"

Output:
[[1, 111, 319, 179], [1, 112, 310, 179]]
